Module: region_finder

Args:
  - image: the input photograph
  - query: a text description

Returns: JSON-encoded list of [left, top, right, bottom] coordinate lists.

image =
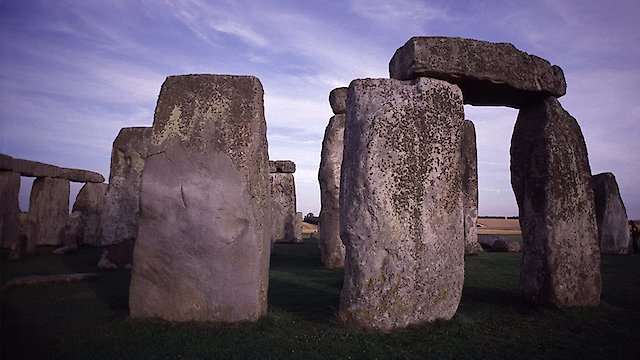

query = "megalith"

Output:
[[389, 36, 566, 108], [592, 172, 630, 254], [460, 120, 482, 255], [270, 160, 299, 243], [129, 74, 271, 322], [0, 171, 21, 249], [28, 177, 70, 246], [318, 87, 347, 268], [99, 127, 151, 268], [72, 182, 107, 246], [339, 77, 465, 330], [511, 96, 601, 307]]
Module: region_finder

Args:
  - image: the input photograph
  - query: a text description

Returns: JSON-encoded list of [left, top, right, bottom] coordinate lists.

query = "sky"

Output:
[[1, 0, 639, 218]]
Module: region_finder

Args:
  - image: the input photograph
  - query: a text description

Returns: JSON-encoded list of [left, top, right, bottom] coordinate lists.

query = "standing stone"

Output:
[[461, 120, 482, 255], [318, 114, 346, 268], [389, 36, 566, 108], [73, 182, 107, 246], [99, 127, 152, 268], [0, 171, 21, 249], [54, 211, 82, 254], [511, 96, 601, 308], [28, 177, 70, 246], [340, 77, 465, 330], [329, 87, 348, 115], [592, 172, 630, 254], [294, 212, 303, 242], [129, 74, 271, 322], [9, 213, 36, 260], [269, 160, 299, 243]]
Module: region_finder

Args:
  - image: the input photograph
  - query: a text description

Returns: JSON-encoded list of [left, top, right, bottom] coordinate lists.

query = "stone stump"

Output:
[[461, 120, 482, 254], [511, 96, 601, 307], [270, 160, 299, 243], [99, 127, 151, 268], [318, 112, 346, 268], [129, 74, 271, 322], [73, 182, 107, 246], [0, 171, 21, 249], [339, 77, 465, 330], [28, 177, 70, 246], [592, 172, 630, 254]]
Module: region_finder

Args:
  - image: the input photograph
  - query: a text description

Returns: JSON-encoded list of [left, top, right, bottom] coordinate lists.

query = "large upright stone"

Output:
[[389, 36, 566, 108], [0, 171, 21, 249], [461, 120, 482, 255], [318, 114, 346, 268], [269, 161, 298, 243], [73, 182, 107, 246], [28, 177, 70, 245], [130, 74, 271, 322], [340, 77, 465, 330], [592, 172, 630, 254], [329, 87, 348, 115], [100, 127, 152, 248], [511, 96, 601, 308]]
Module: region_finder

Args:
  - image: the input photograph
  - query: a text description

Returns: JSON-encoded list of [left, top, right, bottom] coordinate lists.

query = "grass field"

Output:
[[2, 236, 640, 359]]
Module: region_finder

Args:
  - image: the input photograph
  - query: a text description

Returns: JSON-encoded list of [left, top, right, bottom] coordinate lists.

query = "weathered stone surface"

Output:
[[339, 77, 465, 330], [9, 213, 36, 260], [489, 238, 522, 252], [28, 177, 70, 246], [511, 96, 601, 308], [389, 36, 566, 108], [460, 120, 482, 255], [0, 171, 21, 249], [270, 172, 298, 243], [100, 127, 152, 247], [98, 239, 135, 270], [592, 172, 630, 254], [129, 74, 271, 322], [477, 234, 507, 249], [269, 160, 296, 173], [318, 114, 346, 268], [60, 211, 82, 247], [329, 87, 348, 115], [0, 153, 104, 183], [73, 182, 107, 246], [294, 212, 303, 242]]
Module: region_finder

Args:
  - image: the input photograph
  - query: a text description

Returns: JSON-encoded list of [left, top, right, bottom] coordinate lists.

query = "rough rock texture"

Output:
[[460, 120, 482, 255], [9, 213, 36, 260], [294, 212, 303, 242], [318, 114, 346, 268], [60, 211, 82, 247], [98, 239, 135, 269], [489, 238, 522, 252], [73, 182, 108, 246], [389, 36, 566, 108], [477, 234, 508, 249], [269, 160, 296, 173], [100, 127, 152, 248], [511, 96, 601, 308], [270, 172, 298, 243], [129, 74, 271, 322], [329, 87, 348, 115], [592, 172, 630, 254], [0, 153, 104, 183], [28, 177, 70, 246], [0, 171, 21, 249], [339, 77, 465, 330]]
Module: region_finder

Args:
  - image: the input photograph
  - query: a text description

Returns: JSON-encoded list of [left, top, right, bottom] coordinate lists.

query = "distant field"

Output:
[[477, 218, 521, 235]]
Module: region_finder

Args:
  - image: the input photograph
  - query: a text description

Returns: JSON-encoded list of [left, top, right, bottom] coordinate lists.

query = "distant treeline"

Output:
[[479, 216, 519, 219], [303, 213, 319, 225]]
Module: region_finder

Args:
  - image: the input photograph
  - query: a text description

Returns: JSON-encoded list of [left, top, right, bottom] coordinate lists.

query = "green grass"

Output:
[[2, 238, 640, 359]]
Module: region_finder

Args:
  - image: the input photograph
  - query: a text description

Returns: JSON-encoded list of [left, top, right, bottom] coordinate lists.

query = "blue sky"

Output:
[[1, 0, 639, 218]]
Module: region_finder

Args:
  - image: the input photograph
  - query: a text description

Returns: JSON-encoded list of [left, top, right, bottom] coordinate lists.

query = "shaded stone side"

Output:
[[98, 239, 135, 270], [73, 182, 108, 246], [460, 120, 482, 255], [592, 172, 630, 254], [318, 114, 346, 268], [0, 171, 21, 249], [28, 177, 70, 246], [129, 74, 270, 322], [270, 172, 298, 243], [339, 77, 465, 330], [100, 127, 152, 247], [329, 87, 348, 115], [389, 36, 566, 108], [294, 212, 303, 242], [511, 96, 601, 308]]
